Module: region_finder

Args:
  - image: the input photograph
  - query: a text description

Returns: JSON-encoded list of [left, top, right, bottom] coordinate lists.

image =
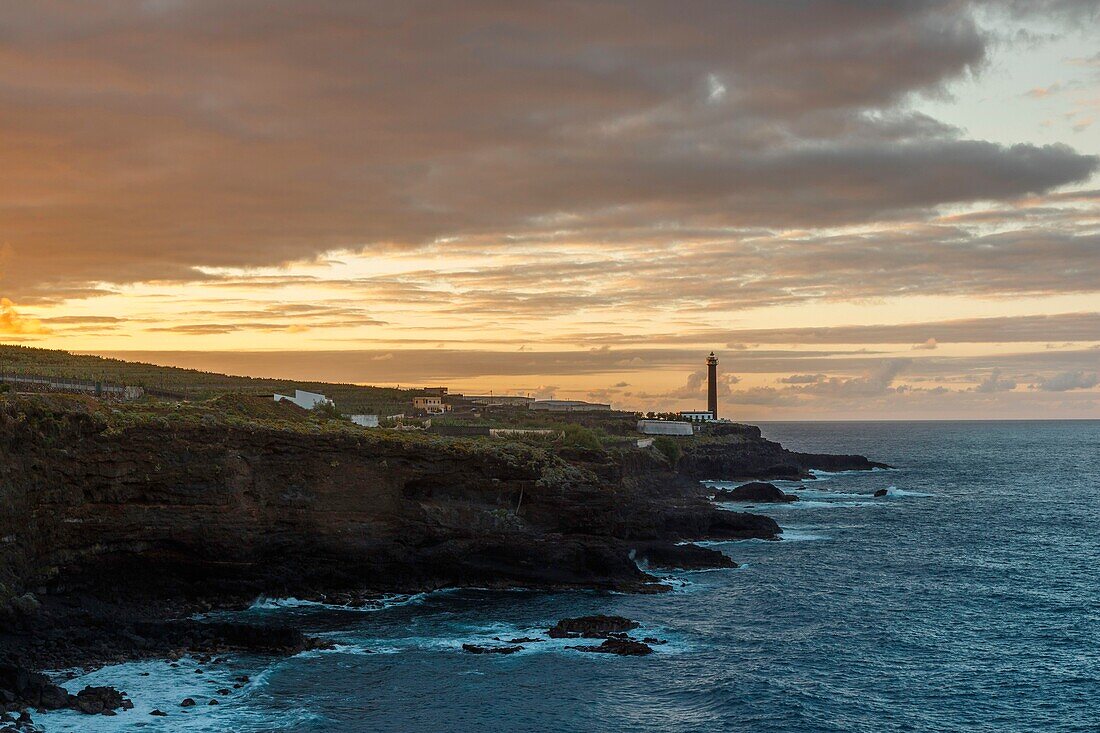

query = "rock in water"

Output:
[[632, 542, 737, 570], [567, 638, 654, 656], [72, 686, 133, 715], [873, 488, 888, 497], [548, 615, 640, 639], [713, 482, 799, 503], [462, 643, 523, 655]]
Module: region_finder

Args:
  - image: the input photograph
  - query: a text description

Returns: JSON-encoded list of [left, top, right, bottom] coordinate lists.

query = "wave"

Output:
[[883, 485, 933, 497], [780, 528, 831, 541], [248, 592, 429, 613], [716, 499, 878, 510], [38, 654, 303, 732]]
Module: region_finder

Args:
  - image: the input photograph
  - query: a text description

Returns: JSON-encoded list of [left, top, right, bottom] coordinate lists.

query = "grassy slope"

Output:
[[0, 344, 410, 414]]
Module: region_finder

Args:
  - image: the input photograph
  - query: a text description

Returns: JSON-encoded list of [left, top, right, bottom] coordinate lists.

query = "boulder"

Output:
[[873, 488, 888, 497], [566, 638, 654, 656], [72, 686, 133, 716], [0, 664, 71, 712], [547, 615, 639, 639], [713, 482, 798, 503]]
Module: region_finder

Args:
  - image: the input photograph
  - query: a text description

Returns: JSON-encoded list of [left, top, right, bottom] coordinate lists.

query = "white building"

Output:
[[637, 419, 693, 436], [349, 414, 379, 427], [413, 395, 450, 414], [679, 410, 715, 423], [274, 389, 332, 410]]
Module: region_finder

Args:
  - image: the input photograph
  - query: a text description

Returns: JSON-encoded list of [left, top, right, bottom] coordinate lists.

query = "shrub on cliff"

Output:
[[562, 424, 602, 450], [653, 436, 682, 466]]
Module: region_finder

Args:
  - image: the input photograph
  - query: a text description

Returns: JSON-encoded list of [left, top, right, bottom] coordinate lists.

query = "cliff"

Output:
[[678, 422, 889, 481], [0, 395, 879, 671]]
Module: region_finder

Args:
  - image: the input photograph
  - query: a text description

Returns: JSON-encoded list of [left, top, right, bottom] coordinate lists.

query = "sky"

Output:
[[1, 0, 1099, 419]]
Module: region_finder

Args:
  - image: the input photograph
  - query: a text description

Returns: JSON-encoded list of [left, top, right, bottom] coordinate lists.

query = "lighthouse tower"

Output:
[[706, 352, 719, 420]]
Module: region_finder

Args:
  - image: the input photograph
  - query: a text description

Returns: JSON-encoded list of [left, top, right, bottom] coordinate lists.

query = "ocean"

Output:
[[38, 421, 1100, 732]]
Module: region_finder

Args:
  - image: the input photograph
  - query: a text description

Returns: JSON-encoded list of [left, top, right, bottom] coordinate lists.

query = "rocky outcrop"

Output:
[[566, 638, 654, 656], [0, 665, 131, 717], [678, 423, 888, 481], [632, 542, 736, 570], [548, 615, 639, 639], [713, 482, 799, 503]]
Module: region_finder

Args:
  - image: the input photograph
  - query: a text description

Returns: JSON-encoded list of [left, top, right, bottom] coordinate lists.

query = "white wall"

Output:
[[637, 420, 693, 436], [274, 389, 332, 410]]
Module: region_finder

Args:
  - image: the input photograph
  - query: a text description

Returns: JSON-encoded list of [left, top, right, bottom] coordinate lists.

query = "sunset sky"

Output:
[[2, 1, 1099, 419]]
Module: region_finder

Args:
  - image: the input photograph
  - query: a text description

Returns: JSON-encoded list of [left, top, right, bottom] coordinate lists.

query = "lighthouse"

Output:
[[706, 352, 718, 420]]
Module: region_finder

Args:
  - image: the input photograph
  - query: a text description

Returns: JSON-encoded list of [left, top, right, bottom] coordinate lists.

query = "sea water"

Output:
[[39, 421, 1100, 732]]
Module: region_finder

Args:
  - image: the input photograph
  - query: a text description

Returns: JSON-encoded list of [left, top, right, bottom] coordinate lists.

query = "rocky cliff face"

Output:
[[677, 422, 888, 481], [0, 396, 884, 672], [0, 396, 774, 615]]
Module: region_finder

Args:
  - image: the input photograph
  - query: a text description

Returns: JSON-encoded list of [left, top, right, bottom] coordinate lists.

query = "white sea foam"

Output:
[[37, 654, 306, 732], [716, 498, 877, 511], [248, 592, 428, 613], [884, 485, 933, 497], [779, 528, 831, 542]]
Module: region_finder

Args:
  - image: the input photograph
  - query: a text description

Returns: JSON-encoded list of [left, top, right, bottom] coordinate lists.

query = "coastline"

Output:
[[0, 394, 885, 724]]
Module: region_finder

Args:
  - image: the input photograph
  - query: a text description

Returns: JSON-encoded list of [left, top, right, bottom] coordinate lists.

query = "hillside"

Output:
[[0, 344, 411, 414]]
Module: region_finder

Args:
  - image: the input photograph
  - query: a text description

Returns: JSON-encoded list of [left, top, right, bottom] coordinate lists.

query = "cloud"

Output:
[[666, 368, 740, 399], [779, 374, 827, 384], [0, 1, 1096, 298], [566, 312, 1100, 349], [912, 338, 938, 350], [973, 369, 1017, 393], [789, 359, 911, 397], [727, 387, 802, 406], [0, 298, 50, 335], [1030, 371, 1100, 391]]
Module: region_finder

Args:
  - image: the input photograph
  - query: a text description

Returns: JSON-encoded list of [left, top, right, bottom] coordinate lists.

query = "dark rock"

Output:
[[642, 637, 667, 645], [548, 615, 640, 639], [874, 488, 888, 497], [180, 698, 196, 708], [461, 643, 523, 655], [713, 482, 798, 503], [72, 686, 132, 716], [632, 542, 736, 570], [216, 688, 230, 695], [208, 699, 219, 705], [0, 664, 71, 712], [567, 638, 654, 656]]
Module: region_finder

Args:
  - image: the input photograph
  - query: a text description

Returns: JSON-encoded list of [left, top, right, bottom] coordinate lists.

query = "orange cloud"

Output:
[[0, 298, 50, 335]]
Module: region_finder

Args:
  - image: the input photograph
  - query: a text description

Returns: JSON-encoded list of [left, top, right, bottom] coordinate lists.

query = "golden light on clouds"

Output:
[[0, 298, 49, 336], [1, 2, 1099, 418]]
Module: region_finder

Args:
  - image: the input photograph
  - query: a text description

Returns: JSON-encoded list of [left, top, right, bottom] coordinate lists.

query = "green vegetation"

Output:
[[561, 423, 603, 450], [652, 435, 682, 465], [0, 345, 410, 414]]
